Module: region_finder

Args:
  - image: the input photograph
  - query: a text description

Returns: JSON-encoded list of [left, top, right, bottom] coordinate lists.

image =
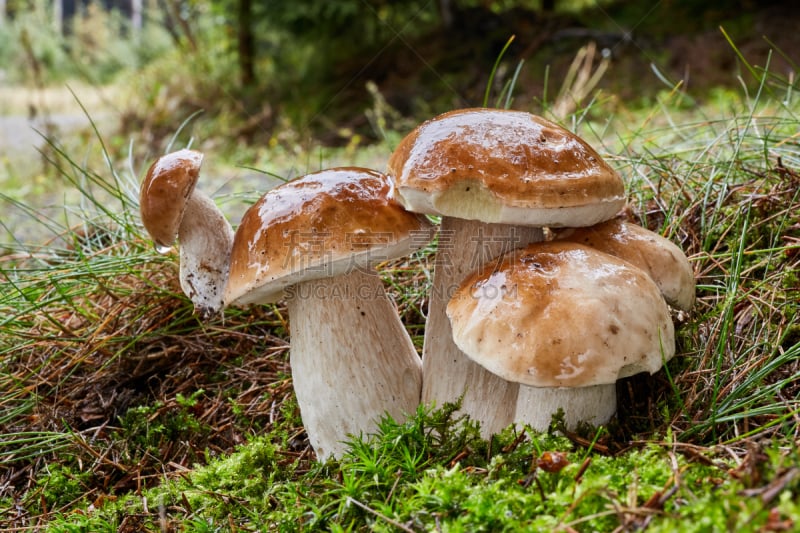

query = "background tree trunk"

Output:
[[439, 0, 452, 29], [238, 0, 256, 87], [53, 0, 63, 34], [131, 0, 142, 34]]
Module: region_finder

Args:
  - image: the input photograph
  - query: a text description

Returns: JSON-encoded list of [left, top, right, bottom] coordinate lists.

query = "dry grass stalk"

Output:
[[551, 41, 610, 120]]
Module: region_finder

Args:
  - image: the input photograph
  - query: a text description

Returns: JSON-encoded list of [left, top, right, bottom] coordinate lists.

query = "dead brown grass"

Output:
[[0, 254, 299, 512]]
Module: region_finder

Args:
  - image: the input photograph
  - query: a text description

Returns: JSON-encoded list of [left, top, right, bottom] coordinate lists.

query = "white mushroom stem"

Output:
[[177, 189, 234, 319], [285, 268, 422, 462], [514, 384, 617, 431], [422, 217, 542, 437]]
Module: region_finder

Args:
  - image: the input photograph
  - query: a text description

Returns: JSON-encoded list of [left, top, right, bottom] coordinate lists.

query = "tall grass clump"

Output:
[[602, 67, 800, 445], [1, 50, 799, 530]]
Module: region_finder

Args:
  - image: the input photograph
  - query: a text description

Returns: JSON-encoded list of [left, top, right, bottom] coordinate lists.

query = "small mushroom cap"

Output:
[[446, 241, 675, 388], [224, 167, 434, 307], [139, 149, 203, 247], [555, 218, 695, 311], [388, 108, 626, 227]]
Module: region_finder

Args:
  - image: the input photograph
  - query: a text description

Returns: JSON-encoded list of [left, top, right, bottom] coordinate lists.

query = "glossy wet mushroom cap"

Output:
[[224, 167, 433, 307], [555, 218, 695, 311], [139, 149, 203, 249], [388, 108, 626, 227]]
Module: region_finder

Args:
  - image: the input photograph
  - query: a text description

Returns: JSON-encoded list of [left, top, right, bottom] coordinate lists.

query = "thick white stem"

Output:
[[286, 268, 422, 461], [178, 190, 234, 319], [422, 217, 543, 436], [514, 384, 617, 431]]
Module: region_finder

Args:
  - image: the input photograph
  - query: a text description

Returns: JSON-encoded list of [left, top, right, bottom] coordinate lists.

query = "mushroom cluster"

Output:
[[139, 108, 694, 459], [386, 108, 694, 432]]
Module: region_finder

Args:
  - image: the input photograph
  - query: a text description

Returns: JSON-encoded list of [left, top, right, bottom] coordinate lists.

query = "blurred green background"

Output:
[[1, 0, 798, 241]]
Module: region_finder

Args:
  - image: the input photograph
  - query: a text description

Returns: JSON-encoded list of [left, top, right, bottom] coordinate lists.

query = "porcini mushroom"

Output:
[[387, 108, 626, 435], [224, 167, 434, 461], [446, 241, 675, 431], [139, 149, 234, 319], [555, 218, 695, 311]]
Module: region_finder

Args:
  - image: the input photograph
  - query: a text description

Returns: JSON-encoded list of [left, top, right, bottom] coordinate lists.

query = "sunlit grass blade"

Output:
[[483, 34, 515, 108]]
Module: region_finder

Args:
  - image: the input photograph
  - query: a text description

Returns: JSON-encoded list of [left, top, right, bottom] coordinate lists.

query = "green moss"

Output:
[[37, 404, 800, 532], [114, 394, 212, 463], [36, 462, 93, 512]]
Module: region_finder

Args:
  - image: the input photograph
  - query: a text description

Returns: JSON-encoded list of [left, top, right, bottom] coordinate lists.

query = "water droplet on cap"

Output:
[[155, 243, 173, 255]]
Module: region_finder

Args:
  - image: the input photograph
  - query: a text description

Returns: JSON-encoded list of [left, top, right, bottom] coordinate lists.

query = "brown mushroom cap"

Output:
[[555, 218, 695, 311], [224, 167, 433, 306], [388, 108, 626, 227], [446, 241, 675, 388], [139, 149, 203, 248]]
